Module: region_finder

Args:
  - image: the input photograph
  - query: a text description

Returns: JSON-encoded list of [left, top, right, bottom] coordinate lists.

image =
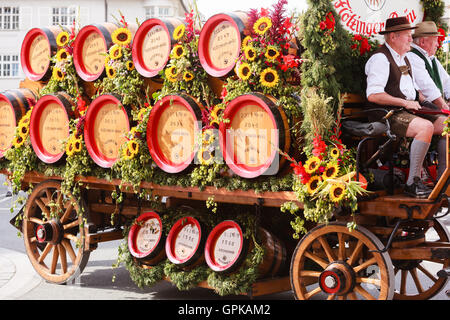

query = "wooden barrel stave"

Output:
[[0, 88, 36, 157]]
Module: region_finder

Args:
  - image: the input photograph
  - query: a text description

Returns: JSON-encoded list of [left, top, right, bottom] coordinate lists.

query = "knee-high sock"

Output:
[[407, 139, 430, 185], [437, 136, 447, 180]]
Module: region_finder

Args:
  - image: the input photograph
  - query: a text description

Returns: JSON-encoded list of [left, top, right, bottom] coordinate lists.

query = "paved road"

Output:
[[0, 174, 448, 301]]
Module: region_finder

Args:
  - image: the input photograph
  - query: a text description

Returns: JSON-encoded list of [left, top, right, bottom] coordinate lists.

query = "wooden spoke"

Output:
[[50, 245, 59, 274], [300, 270, 321, 278], [304, 286, 322, 300], [64, 233, 79, 243], [58, 244, 67, 274], [400, 270, 408, 294], [354, 284, 376, 300], [338, 232, 346, 260], [410, 268, 424, 293], [347, 239, 364, 266], [45, 188, 53, 203], [304, 251, 329, 269], [38, 243, 52, 263], [61, 239, 76, 264], [416, 264, 438, 283], [327, 294, 336, 300], [318, 235, 336, 263], [29, 217, 44, 225], [347, 292, 358, 300], [357, 277, 381, 287], [35, 198, 50, 219], [63, 219, 80, 230], [353, 256, 377, 273]]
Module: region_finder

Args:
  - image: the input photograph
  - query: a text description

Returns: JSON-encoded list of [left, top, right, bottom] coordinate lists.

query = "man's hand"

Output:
[[404, 100, 421, 110]]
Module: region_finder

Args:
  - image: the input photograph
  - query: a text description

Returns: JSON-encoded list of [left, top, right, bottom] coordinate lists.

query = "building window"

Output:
[[0, 55, 19, 78], [52, 7, 76, 26], [145, 6, 155, 19], [0, 7, 19, 30], [158, 7, 171, 17]]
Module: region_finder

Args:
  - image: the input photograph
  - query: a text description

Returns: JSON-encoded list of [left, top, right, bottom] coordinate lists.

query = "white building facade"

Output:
[[0, 0, 189, 90]]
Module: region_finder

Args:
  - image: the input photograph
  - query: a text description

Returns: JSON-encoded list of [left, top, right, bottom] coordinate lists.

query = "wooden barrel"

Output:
[[165, 216, 207, 269], [198, 12, 249, 77], [128, 211, 166, 265], [204, 220, 286, 277], [218, 93, 290, 178], [0, 89, 36, 157], [29, 92, 75, 163], [132, 18, 184, 78], [20, 26, 62, 81], [73, 23, 118, 82], [146, 94, 203, 173], [83, 94, 131, 168]]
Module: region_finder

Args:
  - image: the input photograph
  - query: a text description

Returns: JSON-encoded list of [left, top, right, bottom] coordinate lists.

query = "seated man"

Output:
[[406, 21, 448, 181], [365, 16, 446, 198]]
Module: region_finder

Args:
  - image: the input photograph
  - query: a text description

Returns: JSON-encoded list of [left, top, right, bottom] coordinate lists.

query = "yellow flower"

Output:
[[210, 105, 224, 126], [137, 108, 148, 122], [73, 138, 82, 153], [260, 67, 279, 88], [56, 31, 70, 47], [122, 145, 134, 160], [13, 135, 25, 148], [173, 24, 185, 40], [183, 71, 194, 82], [18, 116, 30, 127], [172, 45, 185, 59], [202, 129, 215, 145], [126, 60, 134, 71], [18, 123, 29, 138], [104, 55, 111, 68], [109, 45, 122, 60], [56, 48, 69, 61], [165, 66, 178, 82], [305, 156, 321, 174], [128, 139, 139, 155], [330, 148, 340, 159], [244, 46, 257, 61], [106, 66, 116, 79], [265, 45, 280, 61], [242, 36, 252, 47], [65, 140, 75, 156], [322, 163, 339, 180], [237, 62, 251, 80], [306, 176, 322, 194], [253, 17, 272, 35], [52, 67, 65, 81], [112, 27, 132, 46], [330, 183, 346, 202], [198, 147, 214, 165]]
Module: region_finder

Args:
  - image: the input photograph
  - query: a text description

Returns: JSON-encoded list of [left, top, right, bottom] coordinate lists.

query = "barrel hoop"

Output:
[[41, 27, 58, 52], [93, 23, 113, 48], [228, 12, 246, 35], [3, 91, 25, 122], [160, 18, 177, 44]]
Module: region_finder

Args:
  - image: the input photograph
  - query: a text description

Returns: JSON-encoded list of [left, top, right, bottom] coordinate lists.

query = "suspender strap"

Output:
[[410, 47, 444, 95]]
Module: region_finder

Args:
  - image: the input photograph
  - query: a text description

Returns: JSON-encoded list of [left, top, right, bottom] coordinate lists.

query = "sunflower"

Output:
[[18, 123, 29, 138], [52, 67, 65, 81], [202, 129, 215, 145], [122, 145, 134, 160], [73, 138, 82, 153], [322, 163, 339, 180], [253, 17, 272, 35], [109, 45, 122, 60], [198, 147, 214, 165], [165, 66, 178, 82], [56, 31, 70, 47], [260, 67, 279, 88], [183, 71, 194, 82], [13, 135, 25, 148], [106, 66, 116, 79], [330, 147, 340, 159], [172, 45, 185, 59], [126, 60, 135, 71], [237, 62, 251, 80], [265, 46, 280, 61], [304, 156, 321, 174], [306, 176, 322, 194], [244, 46, 257, 61], [210, 105, 224, 126], [104, 56, 111, 68], [330, 183, 346, 202], [173, 24, 186, 40], [112, 27, 132, 46], [128, 139, 139, 155], [19, 116, 30, 127], [242, 36, 252, 48], [65, 139, 75, 156], [56, 48, 69, 61]]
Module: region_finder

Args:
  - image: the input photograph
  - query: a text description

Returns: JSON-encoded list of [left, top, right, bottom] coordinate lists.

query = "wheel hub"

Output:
[[35, 220, 63, 244], [319, 261, 356, 295]]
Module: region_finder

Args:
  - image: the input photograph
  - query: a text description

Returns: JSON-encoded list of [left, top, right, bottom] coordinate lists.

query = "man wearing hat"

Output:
[[365, 16, 446, 198], [406, 20, 449, 182]]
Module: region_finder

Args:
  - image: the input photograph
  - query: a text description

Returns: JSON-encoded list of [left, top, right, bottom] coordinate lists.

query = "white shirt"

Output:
[[406, 43, 450, 101], [365, 42, 418, 100]]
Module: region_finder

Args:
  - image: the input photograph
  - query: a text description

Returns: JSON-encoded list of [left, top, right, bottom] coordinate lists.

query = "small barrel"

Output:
[[165, 216, 207, 269], [73, 23, 119, 82], [146, 94, 203, 173], [198, 12, 249, 77], [219, 93, 290, 178], [29, 92, 75, 163], [0, 89, 36, 157], [20, 26, 62, 81], [128, 211, 166, 265], [83, 94, 131, 168], [205, 221, 286, 277], [132, 18, 184, 78]]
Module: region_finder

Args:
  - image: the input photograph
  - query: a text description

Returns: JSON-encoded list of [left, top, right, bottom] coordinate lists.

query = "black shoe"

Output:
[[404, 177, 432, 199]]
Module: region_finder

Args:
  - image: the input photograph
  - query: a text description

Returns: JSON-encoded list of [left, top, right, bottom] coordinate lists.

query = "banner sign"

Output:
[[332, 0, 424, 39]]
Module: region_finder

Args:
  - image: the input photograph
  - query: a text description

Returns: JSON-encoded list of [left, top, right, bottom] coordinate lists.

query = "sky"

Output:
[[194, 0, 308, 19]]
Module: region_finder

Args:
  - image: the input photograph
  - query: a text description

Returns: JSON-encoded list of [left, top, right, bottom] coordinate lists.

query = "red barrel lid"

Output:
[[20, 28, 55, 81], [83, 94, 130, 168], [219, 94, 281, 178], [128, 211, 164, 259], [29, 95, 71, 163], [198, 13, 245, 77], [146, 94, 202, 173], [165, 216, 203, 265], [204, 220, 245, 272], [73, 24, 112, 81], [132, 18, 173, 78]]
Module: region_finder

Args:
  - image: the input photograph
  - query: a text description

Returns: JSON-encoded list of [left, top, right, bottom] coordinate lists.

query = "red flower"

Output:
[[279, 54, 298, 72], [438, 27, 446, 48], [291, 162, 310, 184], [76, 96, 87, 114], [359, 37, 371, 55], [325, 12, 335, 32], [312, 134, 327, 158], [319, 21, 327, 30], [352, 34, 362, 41]]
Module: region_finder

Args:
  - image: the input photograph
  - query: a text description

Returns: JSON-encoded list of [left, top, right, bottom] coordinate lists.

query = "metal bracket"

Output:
[[399, 204, 421, 220]]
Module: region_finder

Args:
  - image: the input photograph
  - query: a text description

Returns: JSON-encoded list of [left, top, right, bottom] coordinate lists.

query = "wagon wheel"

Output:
[[23, 180, 90, 284], [290, 222, 395, 300], [393, 218, 450, 300]]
